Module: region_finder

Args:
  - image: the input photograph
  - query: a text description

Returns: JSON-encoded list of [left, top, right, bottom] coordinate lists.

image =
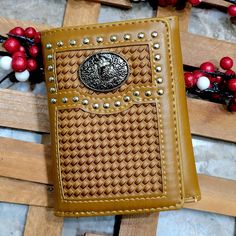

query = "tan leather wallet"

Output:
[[41, 16, 201, 217]]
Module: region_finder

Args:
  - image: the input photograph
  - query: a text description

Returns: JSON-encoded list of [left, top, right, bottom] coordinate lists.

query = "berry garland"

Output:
[[0, 26, 43, 84], [184, 57, 236, 112]]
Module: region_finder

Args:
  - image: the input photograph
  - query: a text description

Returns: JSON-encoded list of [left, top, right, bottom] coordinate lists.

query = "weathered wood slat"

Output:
[[63, 0, 100, 26], [85, 0, 131, 9], [24, 206, 63, 236], [1, 174, 235, 216], [202, 0, 231, 8], [118, 213, 158, 236]]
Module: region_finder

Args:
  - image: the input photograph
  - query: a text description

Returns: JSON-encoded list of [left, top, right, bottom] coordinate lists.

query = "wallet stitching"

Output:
[[51, 18, 183, 211]]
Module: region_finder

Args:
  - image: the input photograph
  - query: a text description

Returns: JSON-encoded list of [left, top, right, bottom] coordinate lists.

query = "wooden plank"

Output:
[[0, 137, 52, 184], [85, 0, 131, 9], [202, 0, 231, 8], [185, 175, 236, 217], [187, 98, 236, 143], [0, 88, 49, 133], [24, 206, 63, 236], [63, 0, 100, 26], [119, 213, 158, 236], [0, 176, 53, 207]]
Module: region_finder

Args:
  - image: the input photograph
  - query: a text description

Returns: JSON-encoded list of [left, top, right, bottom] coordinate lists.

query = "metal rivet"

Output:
[[154, 54, 161, 61], [110, 35, 117, 42], [156, 66, 162, 72], [103, 103, 110, 109], [48, 77, 55, 82], [50, 98, 56, 104], [47, 54, 53, 60], [93, 103, 99, 109], [145, 91, 152, 96], [57, 41, 63, 47], [138, 32, 145, 39], [124, 34, 131, 40], [83, 38, 89, 44], [133, 91, 140, 96], [96, 37, 103, 43], [48, 65, 53, 71], [50, 88, 56, 93], [82, 99, 89, 105], [156, 77, 163, 84], [114, 101, 121, 107], [151, 31, 158, 38], [153, 43, 160, 49], [62, 97, 68, 103], [69, 39, 76, 45], [123, 96, 131, 102], [158, 89, 164, 95], [46, 43, 52, 49], [72, 96, 79, 102]]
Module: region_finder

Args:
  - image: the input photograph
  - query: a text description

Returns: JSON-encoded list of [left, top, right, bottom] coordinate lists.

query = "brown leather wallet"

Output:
[[41, 16, 201, 217]]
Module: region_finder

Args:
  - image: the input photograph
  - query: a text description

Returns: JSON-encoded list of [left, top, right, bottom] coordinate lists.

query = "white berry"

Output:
[[15, 70, 30, 82], [0, 56, 12, 70], [197, 76, 210, 91]]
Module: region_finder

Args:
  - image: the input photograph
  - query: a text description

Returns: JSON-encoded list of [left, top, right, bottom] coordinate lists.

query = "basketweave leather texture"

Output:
[[41, 16, 201, 217]]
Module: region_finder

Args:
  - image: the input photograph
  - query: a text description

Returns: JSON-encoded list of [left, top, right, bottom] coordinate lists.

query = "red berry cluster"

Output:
[[184, 56, 236, 112], [157, 0, 201, 7], [3, 27, 40, 73]]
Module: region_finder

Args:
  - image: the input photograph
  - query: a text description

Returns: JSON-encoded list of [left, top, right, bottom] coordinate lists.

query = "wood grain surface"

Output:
[[85, 0, 131, 9]]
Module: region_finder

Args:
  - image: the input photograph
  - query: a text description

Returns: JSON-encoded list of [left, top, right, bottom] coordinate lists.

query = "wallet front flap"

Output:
[[41, 17, 186, 216]]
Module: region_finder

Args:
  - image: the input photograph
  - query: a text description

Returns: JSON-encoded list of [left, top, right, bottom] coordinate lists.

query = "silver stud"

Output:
[[72, 96, 79, 102], [158, 89, 164, 95], [93, 103, 99, 109], [47, 54, 53, 60], [69, 39, 76, 45], [156, 77, 163, 84], [153, 43, 160, 49], [110, 35, 117, 42], [83, 38, 89, 44], [57, 41, 63, 47], [151, 31, 158, 38], [48, 65, 53, 71], [50, 87, 56, 93], [46, 43, 52, 49], [50, 98, 56, 104], [82, 99, 89, 105], [114, 101, 121, 107], [103, 103, 110, 109], [62, 97, 68, 103], [96, 37, 103, 43], [145, 91, 152, 96], [123, 96, 131, 102], [156, 66, 162, 72], [124, 34, 131, 40], [154, 54, 161, 61], [48, 77, 55, 82], [133, 91, 140, 96], [138, 32, 145, 39]]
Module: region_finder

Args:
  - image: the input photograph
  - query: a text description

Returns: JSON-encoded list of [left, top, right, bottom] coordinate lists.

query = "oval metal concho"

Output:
[[79, 52, 129, 92]]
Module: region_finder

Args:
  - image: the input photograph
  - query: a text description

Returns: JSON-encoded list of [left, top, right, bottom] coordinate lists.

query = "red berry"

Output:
[[12, 51, 26, 59], [193, 70, 205, 80], [29, 45, 39, 57], [225, 69, 235, 76], [215, 76, 223, 84], [228, 5, 236, 17], [25, 27, 36, 38], [228, 78, 236, 91], [9, 27, 25, 36], [220, 56, 233, 70], [209, 76, 216, 83], [200, 62, 215, 72], [229, 98, 236, 112], [184, 72, 196, 88], [158, 0, 168, 7], [11, 56, 27, 72], [18, 46, 25, 52], [3, 38, 20, 54], [188, 0, 201, 6], [34, 32, 41, 43], [27, 59, 37, 71]]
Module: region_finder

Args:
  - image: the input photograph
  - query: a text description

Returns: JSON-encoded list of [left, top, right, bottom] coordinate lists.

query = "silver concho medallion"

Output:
[[79, 52, 129, 92]]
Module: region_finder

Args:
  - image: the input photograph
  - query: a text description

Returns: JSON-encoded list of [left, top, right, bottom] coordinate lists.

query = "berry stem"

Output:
[[0, 35, 8, 43], [0, 71, 15, 84]]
